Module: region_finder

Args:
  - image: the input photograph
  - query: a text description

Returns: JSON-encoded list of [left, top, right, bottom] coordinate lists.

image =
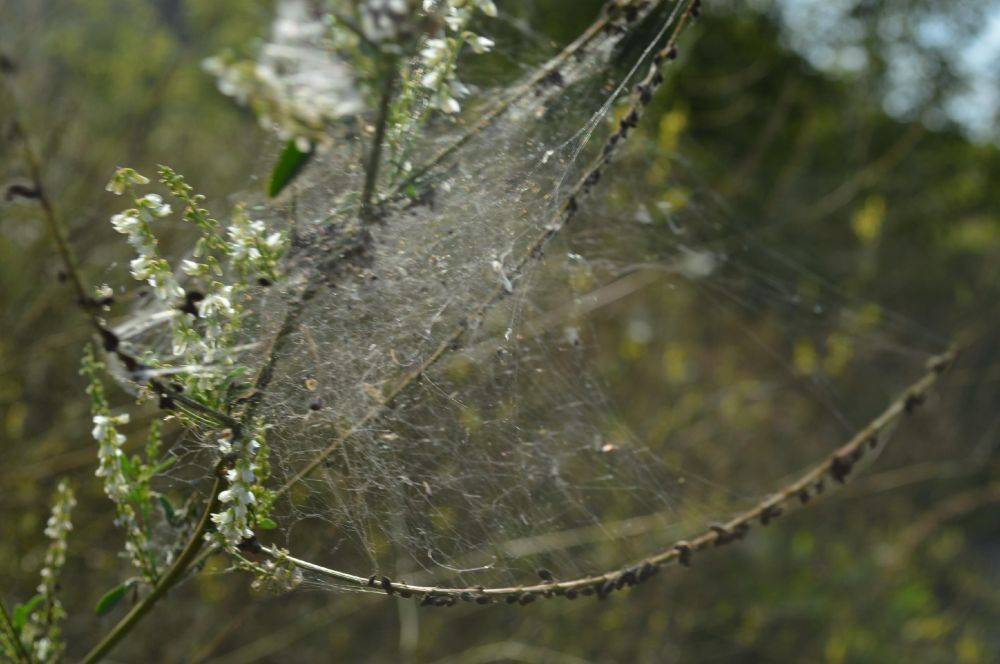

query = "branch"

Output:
[[81, 474, 223, 663], [272, 347, 958, 603], [360, 59, 398, 220]]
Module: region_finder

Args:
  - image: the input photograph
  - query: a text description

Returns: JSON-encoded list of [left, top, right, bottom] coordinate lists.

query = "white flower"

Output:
[[421, 38, 449, 66], [422, 69, 443, 89], [473, 0, 497, 17], [219, 484, 256, 505], [181, 259, 205, 277], [110, 211, 140, 234], [466, 33, 494, 54], [441, 95, 461, 113], [94, 283, 114, 299], [139, 193, 172, 217], [264, 232, 284, 250], [129, 255, 154, 281], [105, 168, 149, 195], [91, 413, 129, 441], [197, 286, 235, 318]]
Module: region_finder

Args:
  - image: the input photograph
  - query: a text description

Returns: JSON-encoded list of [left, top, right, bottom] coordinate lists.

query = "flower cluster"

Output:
[[242, 546, 304, 593], [417, 0, 496, 113], [212, 430, 264, 547], [204, 0, 363, 148], [18, 480, 76, 663], [107, 177, 182, 301], [82, 348, 163, 582], [91, 412, 131, 500], [105, 166, 287, 378], [225, 205, 285, 282]]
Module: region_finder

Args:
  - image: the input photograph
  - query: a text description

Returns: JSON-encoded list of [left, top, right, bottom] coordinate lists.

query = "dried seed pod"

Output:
[[674, 541, 692, 567], [904, 391, 925, 413], [830, 455, 853, 484], [3, 182, 41, 201], [99, 327, 120, 352], [178, 290, 205, 317], [710, 523, 734, 545]]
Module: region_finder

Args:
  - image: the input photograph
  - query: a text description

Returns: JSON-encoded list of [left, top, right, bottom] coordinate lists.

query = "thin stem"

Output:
[[360, 61, 398, 221], [0, 598, 32, 664], [272, 347, 958, 600], [1, 75, 88, 309], [81, 475, 222, 664]]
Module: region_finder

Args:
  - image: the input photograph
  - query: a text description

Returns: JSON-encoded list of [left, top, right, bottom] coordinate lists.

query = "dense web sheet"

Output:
[[113, 0, 947, 596]]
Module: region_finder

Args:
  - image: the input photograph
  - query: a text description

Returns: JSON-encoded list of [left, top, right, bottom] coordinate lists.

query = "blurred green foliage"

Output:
[[1, 1, 997, 662]]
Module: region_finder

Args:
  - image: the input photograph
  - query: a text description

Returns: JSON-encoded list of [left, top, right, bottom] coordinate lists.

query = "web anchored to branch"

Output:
[[111, 0, 952, 607], [269, 347, 956, 603]]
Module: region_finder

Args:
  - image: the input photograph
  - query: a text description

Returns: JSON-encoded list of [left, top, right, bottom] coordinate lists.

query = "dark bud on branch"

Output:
[[4, 182, 42, 201], [99, 327, 120, 352], [179, 290, 205, 317]]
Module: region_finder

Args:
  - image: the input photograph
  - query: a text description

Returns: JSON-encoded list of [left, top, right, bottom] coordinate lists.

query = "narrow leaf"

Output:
[[94, 582, 132, 616], [268, 139, 313, 198], [12, 594, 44, 633], [157, 495, 177, 525]]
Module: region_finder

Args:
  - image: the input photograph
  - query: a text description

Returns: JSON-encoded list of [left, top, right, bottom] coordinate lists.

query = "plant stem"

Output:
[[0, 599, 32, 664], [81, 475, 222, 664], [360, 60, 398, 221]]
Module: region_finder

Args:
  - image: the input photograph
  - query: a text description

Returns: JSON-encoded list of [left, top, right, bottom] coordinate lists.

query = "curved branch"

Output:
[[272, 348, 957, 603]]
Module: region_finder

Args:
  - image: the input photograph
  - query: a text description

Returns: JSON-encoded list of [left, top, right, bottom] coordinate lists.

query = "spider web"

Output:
[[116, 0, 946, 595]]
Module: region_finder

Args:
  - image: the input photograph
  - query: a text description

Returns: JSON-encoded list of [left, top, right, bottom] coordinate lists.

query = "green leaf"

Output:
[[12, 594, 45, 634], [94, 581, 134, 616], [268, 139, 313, 198], [120, 454, 138, 481], [157, 495, 177, 525], [257, 517, 278, 531], [150, 455, 177, 475]]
